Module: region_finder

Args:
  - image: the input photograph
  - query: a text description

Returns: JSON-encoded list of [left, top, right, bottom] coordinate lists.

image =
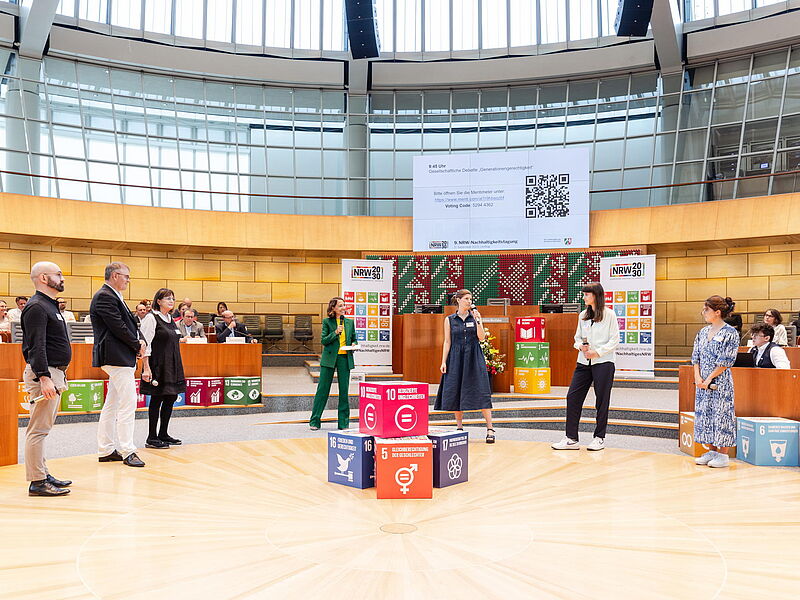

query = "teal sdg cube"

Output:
[[514, 342, 549, 368], [736, 417, 799, 467], [61, 380, 104, 412], [223, 377, 262, 405]]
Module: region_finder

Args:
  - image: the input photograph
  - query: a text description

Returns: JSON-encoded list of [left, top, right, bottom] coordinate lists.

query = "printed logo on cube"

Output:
[[185, 377, 224, 406], [679, 412, 735, 457], [428, 429, 468, 488], [375, 437, 433, 499], [18, 381, 31, 414], [327, 430, 375, 489], [359, 381, 429, 438], [62, 380, 104, 412], [223, 376, 262, 405], [737, 417, 800, 467], [514, 342, 549, 368], [515, 317, 546, 342], [514, 367, 551, 394]]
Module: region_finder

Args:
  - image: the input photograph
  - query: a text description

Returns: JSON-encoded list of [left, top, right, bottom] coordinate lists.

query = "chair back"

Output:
[[293, 315, 313, 340], [264, 314, 284, 337], [11, 321, 23, 343], [68, 321, 95, 343]]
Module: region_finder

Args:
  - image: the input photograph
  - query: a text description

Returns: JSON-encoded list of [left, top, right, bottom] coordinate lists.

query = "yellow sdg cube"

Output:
[[514, 367, 551, 395], [18, 381, 31, 415]]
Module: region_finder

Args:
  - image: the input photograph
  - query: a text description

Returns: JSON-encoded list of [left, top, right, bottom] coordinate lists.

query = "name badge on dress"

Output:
[[466, 322, 475, 328], [713, 335, 724, 342], [174, 329, 181, 335]]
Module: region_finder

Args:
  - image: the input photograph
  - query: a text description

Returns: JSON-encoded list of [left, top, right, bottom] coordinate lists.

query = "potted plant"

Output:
[[480, 328, 506, 390]]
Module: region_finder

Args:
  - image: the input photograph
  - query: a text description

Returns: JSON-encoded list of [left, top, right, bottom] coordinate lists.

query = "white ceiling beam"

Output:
[[19, 0, 59, 59], [649, 0, 683, 74]]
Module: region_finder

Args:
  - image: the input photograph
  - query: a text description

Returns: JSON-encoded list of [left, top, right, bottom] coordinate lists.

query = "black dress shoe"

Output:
[[99, 450, 124, 462], [46, 474, 72, 487], [29, 480, 70, 497], [158, 435, 182, 445], [123, 452, 145, 467], [145, 438, 170, 449]]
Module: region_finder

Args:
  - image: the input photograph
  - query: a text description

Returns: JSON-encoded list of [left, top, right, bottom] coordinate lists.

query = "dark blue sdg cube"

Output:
[[327, 430, 375, 489], [428, 429, 469, 488]]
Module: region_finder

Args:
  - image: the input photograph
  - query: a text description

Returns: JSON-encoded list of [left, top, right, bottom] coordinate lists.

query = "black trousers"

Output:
[[565, 362, 615, 440], [148, 394, 177, 439]]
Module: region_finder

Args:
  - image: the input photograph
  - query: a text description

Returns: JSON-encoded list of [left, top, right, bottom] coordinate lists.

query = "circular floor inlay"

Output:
[[380, 522, 418, 534]]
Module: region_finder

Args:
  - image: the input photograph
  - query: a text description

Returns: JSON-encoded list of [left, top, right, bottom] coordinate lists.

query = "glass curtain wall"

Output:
[[4, 47, 800, 214]]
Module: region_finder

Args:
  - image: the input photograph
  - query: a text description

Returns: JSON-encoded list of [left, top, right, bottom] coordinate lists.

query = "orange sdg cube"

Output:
[[679, 412, 735, 458], [18, 381, 31, 415], [375, 437, 433, 499]]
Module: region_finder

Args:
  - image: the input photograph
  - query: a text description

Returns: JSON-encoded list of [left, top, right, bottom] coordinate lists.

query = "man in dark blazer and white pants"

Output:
[[90, 262, 146, 467]]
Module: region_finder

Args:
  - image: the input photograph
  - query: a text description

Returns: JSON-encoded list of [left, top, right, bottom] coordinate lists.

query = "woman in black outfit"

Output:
[[140, 288, 185, 448], [435, 289, 495, 443]]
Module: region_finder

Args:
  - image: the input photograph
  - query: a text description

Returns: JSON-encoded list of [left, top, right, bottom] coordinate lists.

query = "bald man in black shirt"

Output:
[[21, 261, 73, 497]]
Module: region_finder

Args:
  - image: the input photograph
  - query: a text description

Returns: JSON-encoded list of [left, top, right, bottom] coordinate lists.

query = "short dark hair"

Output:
[[327, 297, 345, 318], [15, 296, 28, 302], [104, 262, 128, 281], [152, 288, 175, 312], [183, 308, 196, 317], [581, 282, 606, 322], [750, 323, 775, 341], [765, 308, 783, 324]]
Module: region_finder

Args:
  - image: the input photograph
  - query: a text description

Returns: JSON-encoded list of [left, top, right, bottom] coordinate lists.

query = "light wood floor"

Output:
[[1, 438, 799, 599]]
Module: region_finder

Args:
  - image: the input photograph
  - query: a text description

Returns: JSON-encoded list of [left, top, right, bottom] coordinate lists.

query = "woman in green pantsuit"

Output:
[[309, 297, 358, 430]]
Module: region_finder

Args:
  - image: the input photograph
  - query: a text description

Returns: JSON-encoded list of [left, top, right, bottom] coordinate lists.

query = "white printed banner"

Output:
[[599, 255, 656, 378], [341, 259, 394, 366], [412, 148, 590, 252]]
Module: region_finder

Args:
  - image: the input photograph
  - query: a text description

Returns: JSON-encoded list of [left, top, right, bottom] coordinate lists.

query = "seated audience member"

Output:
[[8, 296, 28, 321], [749, 324, 790, 369], [723, 297, 743, 334], [82, 313, 92, 323], [0, 300, 10, 332], [763, 308, 788, 346], [177, 309, 206, 341], [56, 297, 77, 322], [215, 310, 257, 343], [216, 301, 228, 316], [172, 297, 192, 320], [134, 303, 150, 325]]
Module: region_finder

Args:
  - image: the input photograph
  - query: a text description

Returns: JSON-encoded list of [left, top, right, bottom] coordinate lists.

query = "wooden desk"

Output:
[[0, 343, 261, 381], [394, 311, 578, 391], [0, 378, 17, 466], [678, 365, 800, 421]]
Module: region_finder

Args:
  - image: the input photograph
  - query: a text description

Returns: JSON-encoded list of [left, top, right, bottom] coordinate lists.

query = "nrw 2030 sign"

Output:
[[600, 255, 656, 378], [341, 259, 394, 366]]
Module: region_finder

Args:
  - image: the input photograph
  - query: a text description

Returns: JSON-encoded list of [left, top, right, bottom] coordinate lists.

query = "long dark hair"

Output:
[[216, 301, 228, 315], [327, 297, 345, 319], [582, 282, 606, 323]]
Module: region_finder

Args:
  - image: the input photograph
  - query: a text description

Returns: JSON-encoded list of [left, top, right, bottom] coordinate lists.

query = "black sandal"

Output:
[[486, 428, 496, 444], [456, 426, 464, 431]]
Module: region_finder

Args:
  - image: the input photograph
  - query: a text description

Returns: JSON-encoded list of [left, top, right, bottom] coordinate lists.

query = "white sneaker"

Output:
[[587, 437, 605, 451], [551, 437, 580, 450], [708, 454, 730, 468], [695, 451, 717, 465]]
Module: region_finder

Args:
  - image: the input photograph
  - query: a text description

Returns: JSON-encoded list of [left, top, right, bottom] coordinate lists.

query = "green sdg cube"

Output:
[[514, 342, 550, 368], [223, 377, 262, 405], [61, 380, 104, 412]]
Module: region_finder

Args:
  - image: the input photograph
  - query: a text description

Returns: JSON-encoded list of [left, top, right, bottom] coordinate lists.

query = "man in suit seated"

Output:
[[177, 308, 206, 341], [215, 310, 257, 343], [749, 324, 790, 369]]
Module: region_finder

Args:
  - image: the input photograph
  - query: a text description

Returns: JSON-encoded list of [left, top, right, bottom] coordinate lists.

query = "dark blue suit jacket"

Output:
[[90, 284, 142, 367]]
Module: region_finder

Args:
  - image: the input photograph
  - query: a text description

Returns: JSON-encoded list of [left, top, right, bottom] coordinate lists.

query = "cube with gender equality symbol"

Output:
[[375, 436, 433, 499]]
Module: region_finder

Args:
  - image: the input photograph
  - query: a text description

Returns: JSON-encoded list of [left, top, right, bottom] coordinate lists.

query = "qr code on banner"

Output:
[[525, 174, 570, 218]]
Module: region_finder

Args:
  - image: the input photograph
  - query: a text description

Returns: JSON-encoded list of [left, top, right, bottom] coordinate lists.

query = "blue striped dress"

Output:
[[691, 323, 738, 447]]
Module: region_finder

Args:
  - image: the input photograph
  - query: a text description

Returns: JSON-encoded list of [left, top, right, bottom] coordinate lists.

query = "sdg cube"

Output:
[[104, 379, 146, 408], [327, 429, 375, 489], [515, 317, 546, 342], [678, 412, 735, 457], [737, 417, 800, 467], [359, 381, 429, 438], [185, 377, 224, 407], [145, 392, 186, 407], [514, 367, 551, 394], [61, 380, 104, 412], [375, 436, 433, 499], [17, 381, 31, 415], [514, 342, 549, 368], [223, 376, 262, 405], [428, 428, 468, 488]]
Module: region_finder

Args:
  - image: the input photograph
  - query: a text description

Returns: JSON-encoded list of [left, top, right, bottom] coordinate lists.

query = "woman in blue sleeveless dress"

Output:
[[435, 289, 495, 443]]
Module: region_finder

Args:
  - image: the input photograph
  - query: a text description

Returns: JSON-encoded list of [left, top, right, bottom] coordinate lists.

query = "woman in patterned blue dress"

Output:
[[691, 295, 738, 468]]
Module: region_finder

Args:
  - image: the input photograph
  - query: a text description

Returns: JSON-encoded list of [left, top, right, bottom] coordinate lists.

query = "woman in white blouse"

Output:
[[763, 309, 788, 346], [552, 282, 620, 452]]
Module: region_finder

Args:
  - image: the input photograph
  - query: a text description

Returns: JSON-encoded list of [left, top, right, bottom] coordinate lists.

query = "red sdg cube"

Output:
[[185, 377, 224, 406], [359, 381, 429, 438], [103, 379, 145, 408], [515, 317, 546, 342], [375, 437, 433, 499]]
